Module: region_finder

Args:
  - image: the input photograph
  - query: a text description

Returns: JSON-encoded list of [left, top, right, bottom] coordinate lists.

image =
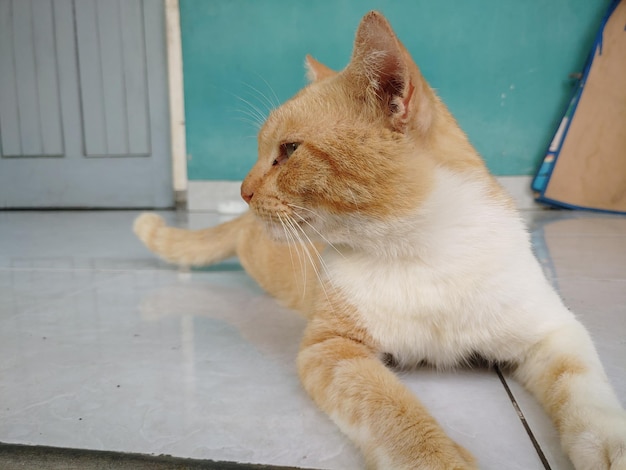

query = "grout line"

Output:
[[495, 365, 552, 470]]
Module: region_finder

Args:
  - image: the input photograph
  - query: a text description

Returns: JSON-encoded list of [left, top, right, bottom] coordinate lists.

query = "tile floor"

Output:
[[0, 209, 624, 469]]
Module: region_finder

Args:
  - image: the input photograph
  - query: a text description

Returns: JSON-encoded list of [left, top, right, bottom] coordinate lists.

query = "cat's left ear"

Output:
[[346, 11, 433, 133], [305, 54, 337, 82]]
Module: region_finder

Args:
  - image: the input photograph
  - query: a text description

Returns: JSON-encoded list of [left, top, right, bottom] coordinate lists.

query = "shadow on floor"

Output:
[[0, 442, 315, 470]]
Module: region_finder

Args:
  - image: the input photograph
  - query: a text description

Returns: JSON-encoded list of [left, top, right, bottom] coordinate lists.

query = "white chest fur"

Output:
[[324, 170, 571, 368]]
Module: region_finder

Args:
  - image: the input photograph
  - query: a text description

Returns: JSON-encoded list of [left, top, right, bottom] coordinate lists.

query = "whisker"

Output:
[[240, 81, 277, 114], [232, 106, 264, 119], [287, 217, 314, 302], [285, 215, 337, 304], [283, 216, 324, 285], [234, 95, 267, 125], [225, 89, 268, 125], [284, 207, 337, 277], [278, 213, 307, 298], [252, 72, 282, 109], [233, 115, 264, 130], [286, 203, 320, 217], [291, 211, 345, 259], [229, 106, 265, 127]]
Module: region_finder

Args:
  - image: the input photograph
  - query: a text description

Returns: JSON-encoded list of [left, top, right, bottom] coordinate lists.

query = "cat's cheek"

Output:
[[277, 157, 329, 195]]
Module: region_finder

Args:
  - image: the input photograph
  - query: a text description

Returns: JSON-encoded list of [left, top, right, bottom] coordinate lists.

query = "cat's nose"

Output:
[[241, 186, 254, 204], [242, 191, 253, 204], [241, 175, 257, 204]]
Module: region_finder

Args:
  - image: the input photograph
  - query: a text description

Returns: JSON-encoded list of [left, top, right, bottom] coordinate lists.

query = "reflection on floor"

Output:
[[0, 210, 624, 470]]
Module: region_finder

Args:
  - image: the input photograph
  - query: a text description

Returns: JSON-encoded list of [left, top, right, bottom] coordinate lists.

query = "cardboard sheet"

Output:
[[534, 0, 626, 213]]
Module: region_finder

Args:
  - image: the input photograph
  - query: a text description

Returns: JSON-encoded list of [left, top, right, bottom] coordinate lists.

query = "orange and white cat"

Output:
[[134, 11, 626, 470]]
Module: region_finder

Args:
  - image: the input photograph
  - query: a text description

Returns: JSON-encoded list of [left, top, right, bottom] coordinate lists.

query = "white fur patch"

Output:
[[324, 169, 574, 367]]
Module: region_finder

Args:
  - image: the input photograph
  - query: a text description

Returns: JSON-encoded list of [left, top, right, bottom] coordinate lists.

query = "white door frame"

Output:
[[165, 0, 188, 206]]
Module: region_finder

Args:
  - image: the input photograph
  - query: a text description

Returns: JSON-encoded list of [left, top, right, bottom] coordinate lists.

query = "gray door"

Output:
[[0, 0, 173, 208]]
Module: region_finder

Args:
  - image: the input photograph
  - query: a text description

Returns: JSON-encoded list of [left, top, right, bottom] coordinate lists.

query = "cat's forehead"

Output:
[[260, 79, 353, 142]]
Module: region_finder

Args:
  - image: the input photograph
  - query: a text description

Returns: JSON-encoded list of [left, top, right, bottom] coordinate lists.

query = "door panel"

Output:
[[119, 0, 151, 155], [31, 0, 64, 157], [0, 0, 172, 208], [75, 0, 151, 157], [0, 0, 64, 157]]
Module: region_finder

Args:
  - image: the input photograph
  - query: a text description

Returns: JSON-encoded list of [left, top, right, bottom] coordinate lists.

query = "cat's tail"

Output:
[[134, 210, 321, 315], [133, 212, 252, 267]]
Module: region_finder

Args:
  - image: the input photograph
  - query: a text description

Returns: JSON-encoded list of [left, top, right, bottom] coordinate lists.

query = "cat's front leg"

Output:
[[515, 319, 626, 470], [297, 315, 476, 470]]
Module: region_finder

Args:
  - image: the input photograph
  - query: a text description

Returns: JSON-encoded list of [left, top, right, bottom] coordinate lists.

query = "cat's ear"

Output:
[[305, 54, 337, 82], [346, 11, 433, 133]]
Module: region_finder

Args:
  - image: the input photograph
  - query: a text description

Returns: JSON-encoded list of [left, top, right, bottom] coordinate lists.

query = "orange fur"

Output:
[[540, 357, 588, 432], [305, 54, 337, 82], [298, 291, 477, 469]]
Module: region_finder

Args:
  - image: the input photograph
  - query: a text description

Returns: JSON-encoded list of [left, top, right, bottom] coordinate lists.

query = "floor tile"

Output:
[[1, 210, 624, 469], [401, 369, 544, 469], [0, 211, 231, 271], [0, 268, 361, 469], [505, 212, 626, 470]]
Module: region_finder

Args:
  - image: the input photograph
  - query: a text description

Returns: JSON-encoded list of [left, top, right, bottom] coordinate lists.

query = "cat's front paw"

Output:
[[564, 409, 626, 470]]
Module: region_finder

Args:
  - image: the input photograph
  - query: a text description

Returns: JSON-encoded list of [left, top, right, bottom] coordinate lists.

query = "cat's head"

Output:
[[241, 11, 479, 247]]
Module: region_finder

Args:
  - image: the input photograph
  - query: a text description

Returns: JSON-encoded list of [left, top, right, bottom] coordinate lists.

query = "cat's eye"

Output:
[[273, 142, 300, 166], [283, 142, 299, 158]]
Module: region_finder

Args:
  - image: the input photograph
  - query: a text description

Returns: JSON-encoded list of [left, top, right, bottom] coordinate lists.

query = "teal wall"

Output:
[[180, 0, 608, 180]]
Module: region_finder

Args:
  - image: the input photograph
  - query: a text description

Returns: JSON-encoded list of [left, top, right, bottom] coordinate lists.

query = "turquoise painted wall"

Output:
[[180, 0, 608, 180]]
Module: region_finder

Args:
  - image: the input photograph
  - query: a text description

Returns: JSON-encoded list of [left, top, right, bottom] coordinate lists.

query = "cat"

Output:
[[134, 11, 626, 470]]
